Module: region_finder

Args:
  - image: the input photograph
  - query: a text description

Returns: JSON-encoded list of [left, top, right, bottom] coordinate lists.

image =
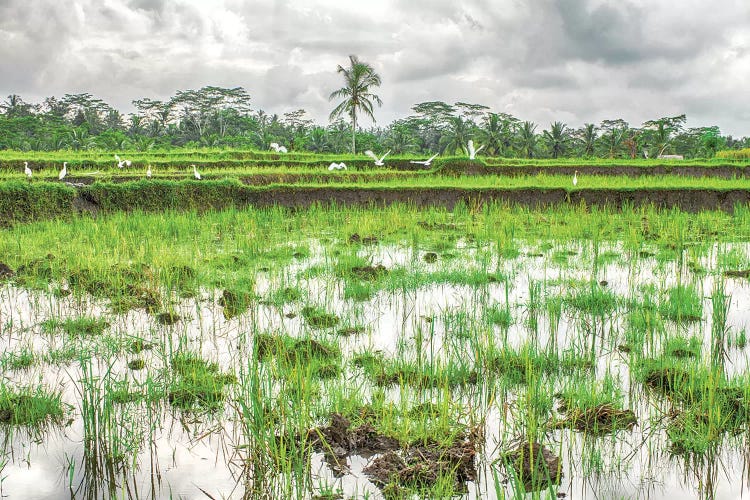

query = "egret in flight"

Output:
[[328, 162, 347, 171], [24, 162, 32, 179], [365, 150, 391, 166], [115, 154, 132, 168], [410, 153, 439, 167], [192, 164, 201, 180], [59, 162, 68, 180], [467, 140, 485, 160], [270, 143, 288, 153]]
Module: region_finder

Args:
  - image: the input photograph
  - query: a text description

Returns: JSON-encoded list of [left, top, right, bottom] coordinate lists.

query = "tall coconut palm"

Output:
[[578, 123, 597, 157], [517, 121, 538, 158], [439, 116, 472, 155], [542, 121, 570, 159], [329, 55, 383, 153]]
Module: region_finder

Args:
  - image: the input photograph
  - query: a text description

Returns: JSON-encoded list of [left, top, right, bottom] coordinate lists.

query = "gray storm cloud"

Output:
[[0, 0, 748, 135]]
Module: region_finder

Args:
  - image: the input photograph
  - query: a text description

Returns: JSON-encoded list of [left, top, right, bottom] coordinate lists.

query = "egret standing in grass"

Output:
[[59, 162, 68, 180], [24, 161, 32, 180], [192, 164, 201, 180], [365, 150, 390, 166], [573, 170, 578, 186], [410, 153, 439, 167], [467, 140, 485, 160], [146, 165, 152, 178]]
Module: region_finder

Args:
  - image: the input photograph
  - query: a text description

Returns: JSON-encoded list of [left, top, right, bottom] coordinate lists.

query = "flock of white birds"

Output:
[[18, 141, 581, 186]]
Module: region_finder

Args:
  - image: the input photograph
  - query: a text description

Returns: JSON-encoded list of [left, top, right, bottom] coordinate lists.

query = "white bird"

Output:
[[270, 143, 288, 153], [59, 162, 68, 180], [365, 150, 391, 166], [573, 170, 578, 186], [24, 161, 32, 179], [410, 153, 439, 167], [328, 162, 347, 171], [467, 140, 485, 160], [278, 145, 288, 153], [192, 164, 201, 180], [114, 154, 132, 168], [146, 165, 152, 178]]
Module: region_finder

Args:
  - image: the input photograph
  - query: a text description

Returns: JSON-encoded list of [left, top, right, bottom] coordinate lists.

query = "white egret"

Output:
[[278, 146, 288, 153], [270, 143, 288, 153], [409, 153, 439, 167], [192, 164, 201, 180], [114, 154, 131, 168], [467, 140, 485, 160], [573, 170, 578, 186], [24, 161, 32, 179], [146, 165, 152, 178], [328, 162, 347, 171], [365, 150, 391, 166], [59, 162, 68, 180]]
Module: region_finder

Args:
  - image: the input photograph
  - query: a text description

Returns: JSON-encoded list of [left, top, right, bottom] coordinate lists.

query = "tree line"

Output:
[[1, 58, 747, 158]]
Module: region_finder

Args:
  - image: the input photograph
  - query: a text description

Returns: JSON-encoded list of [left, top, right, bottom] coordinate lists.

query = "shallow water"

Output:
[[1, 239, 750, 499]]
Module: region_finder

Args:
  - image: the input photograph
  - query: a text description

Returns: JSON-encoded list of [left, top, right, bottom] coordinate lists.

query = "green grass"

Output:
[[0, 385, 66, 426]]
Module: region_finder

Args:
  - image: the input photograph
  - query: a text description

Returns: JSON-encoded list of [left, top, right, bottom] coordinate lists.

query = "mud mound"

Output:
[[555, 403, 637, 434], [502, 441, 562, 492], [363, 432, 478, 493], [348, 233, 379, 245], [0, 262, 14, 280], [724, 269, 750, 278], [350, 265, 388, 280], [155, 311, 181, 325], [307, 413, 400, 476]]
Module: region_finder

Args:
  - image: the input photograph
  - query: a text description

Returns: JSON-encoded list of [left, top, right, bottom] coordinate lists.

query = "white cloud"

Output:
[[0, 0, 748, 135]]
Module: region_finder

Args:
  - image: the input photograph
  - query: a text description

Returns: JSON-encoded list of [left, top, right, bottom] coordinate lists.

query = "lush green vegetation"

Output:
[[1, 89, 747, 159]]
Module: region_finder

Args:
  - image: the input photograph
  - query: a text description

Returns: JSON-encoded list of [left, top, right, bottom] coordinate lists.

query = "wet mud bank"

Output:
[[3, 183, 750, 227]]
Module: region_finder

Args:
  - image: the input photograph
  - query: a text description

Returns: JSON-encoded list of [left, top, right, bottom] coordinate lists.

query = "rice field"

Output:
[[1, 196, 750, 499]]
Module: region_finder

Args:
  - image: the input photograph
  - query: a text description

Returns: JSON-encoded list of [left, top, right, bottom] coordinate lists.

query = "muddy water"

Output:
[[1, 240, 750, 499]]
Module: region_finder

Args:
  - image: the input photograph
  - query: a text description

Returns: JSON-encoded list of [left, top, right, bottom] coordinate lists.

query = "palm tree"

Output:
[[439, 116, 472, 154], [329, 55, 382, 153], [517, 121, 538, 158], [542, 121, 570, 159], [579, 124, 597, 157], [480, 113, 502, 156]]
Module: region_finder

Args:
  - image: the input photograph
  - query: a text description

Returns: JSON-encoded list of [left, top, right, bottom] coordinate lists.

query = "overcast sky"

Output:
[[1, 0, 749, 135]]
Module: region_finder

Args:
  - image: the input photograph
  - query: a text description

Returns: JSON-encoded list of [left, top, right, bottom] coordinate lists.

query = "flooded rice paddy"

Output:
[[1, 206, 750, 499]]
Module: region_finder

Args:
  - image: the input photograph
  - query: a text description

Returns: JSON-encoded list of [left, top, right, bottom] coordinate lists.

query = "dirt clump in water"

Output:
[[417, 221, 458, 231], [155, 311, 181, 325], [501, 440, 562, 492], [363, 430, 478, 494], [307, 413, 400, 476], [423, 252, 438, 263], [350, 265, 388, 280], [0, 262, 14, 280], [724, 269, 750, 278], [554, 403, 637, 434], [348, 233, 379, 245], [301, 306, 340, 328], [219, 288, 253, 319]]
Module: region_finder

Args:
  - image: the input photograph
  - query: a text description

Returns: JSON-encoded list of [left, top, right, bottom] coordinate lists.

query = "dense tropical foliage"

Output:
[[0, 77, 747, 159]]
